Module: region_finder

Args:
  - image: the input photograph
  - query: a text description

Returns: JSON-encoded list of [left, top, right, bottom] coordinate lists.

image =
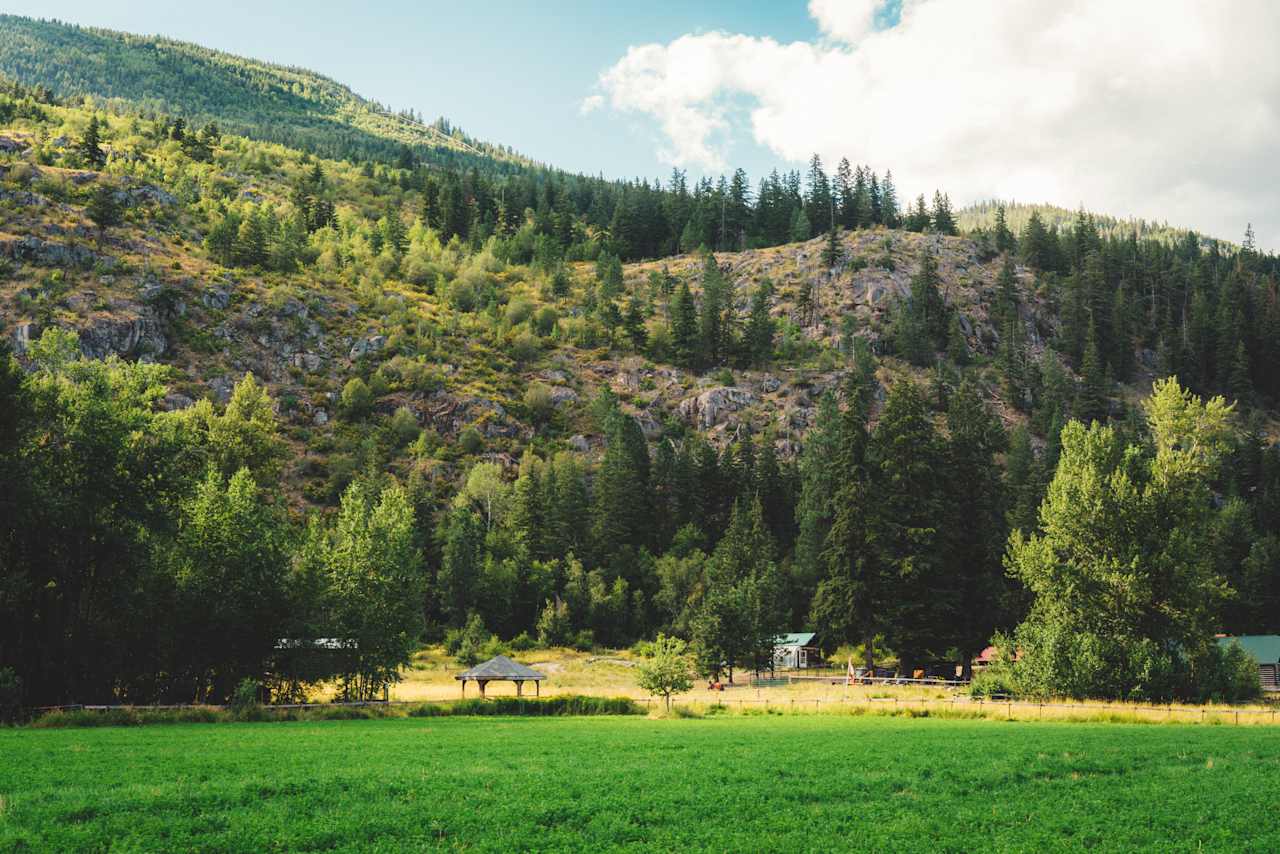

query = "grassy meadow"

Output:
[[3, 714, 1280, 852]]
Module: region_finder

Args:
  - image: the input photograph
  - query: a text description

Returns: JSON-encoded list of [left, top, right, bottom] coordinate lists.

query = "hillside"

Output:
[[958, 199, 1233, 249], [2, 87, 1277, 501], [3, 29, 1280, 711], [0, 14, 530, 172]]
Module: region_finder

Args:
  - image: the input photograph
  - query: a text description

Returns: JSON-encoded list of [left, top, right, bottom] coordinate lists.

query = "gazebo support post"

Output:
[[461, 678, 466, 698], [536, 680, 540, 697], [515, 680, 523, 697], [479, 680, 487, 698]]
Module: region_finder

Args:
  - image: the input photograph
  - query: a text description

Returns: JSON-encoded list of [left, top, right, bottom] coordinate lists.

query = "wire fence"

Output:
[[31, 694, 1280, 725]]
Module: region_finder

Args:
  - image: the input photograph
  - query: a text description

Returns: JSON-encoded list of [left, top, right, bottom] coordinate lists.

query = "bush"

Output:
[[230, 678, 261, 718], [969, 667, 1019, 699], [458, 426, 484, 455], [532, 306, 559, 336], [1192, 640, 1262, 704], [524, 383, 554, 424], [447, 696, 641, 717], [508, 330, 541, 365], [446, 613, 493, 666], [389, 406, 420, 445], [508, 631, 538, 652], [505, 298, 535, 327], [0, 667, 24, 723], [339, 377, 373, 418], [536, 598, 573, 647]]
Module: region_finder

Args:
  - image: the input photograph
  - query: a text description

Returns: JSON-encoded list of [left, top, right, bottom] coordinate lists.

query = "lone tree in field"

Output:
[[637, 634, 693, 711]]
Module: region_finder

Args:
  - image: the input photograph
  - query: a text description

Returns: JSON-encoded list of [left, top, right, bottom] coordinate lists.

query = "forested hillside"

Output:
[[1, 22, 1279, 710], [0, 14, 531, 172]]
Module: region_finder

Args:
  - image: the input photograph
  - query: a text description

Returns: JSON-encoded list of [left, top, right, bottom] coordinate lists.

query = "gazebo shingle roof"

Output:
[[455, 655, 546, 681]]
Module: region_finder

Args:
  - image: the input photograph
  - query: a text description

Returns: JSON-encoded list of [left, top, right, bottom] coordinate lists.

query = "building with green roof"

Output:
[[1216, 635, 1280, 692]]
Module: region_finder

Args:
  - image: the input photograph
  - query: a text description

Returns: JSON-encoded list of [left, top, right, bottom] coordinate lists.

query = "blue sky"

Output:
[[13, 1, 817, 181]]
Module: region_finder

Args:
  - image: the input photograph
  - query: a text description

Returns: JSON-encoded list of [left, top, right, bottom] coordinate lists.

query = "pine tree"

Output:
[[821, 225, 843, 268], [836, 158, 856, 229], [809, 383, 880, 665], [867, 379, 945, 672], [879, 171, 898, 228], [234, 210, 268, 267], [868, 172, 882, 225], [623, 294, 648, 352], [930, 191, 957, 235], [1076, 323, 1108, 423], [788, 208, 811, 243], [697, 251, 732, 367], [78, 115, 105, 168], [744, 280, 776, 367], [993, 204, 1015, 253], [85, 184, 122, 238], [1229, 340, 1253, 411], [905, 195, 930, 232], [946, 314, 969, 365], [805, 154, 832, 236], [591, 402, 652, 558], [693, 497, 783, 681], [671, 279, 698, 368]]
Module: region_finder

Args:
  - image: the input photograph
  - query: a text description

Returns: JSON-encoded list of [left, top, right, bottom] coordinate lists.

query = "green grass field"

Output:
[[3, 715, 1279, 852]]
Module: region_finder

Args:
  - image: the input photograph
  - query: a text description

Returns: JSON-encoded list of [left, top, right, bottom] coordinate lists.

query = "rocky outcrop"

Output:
[[208, 376, 236, 404], [116, 184, 178, 208], [349, 334, 386, 359], [546, 385, 579, 406], [77, 312, 167, 360], [9, 322, 40, 356], [677, 386, 758, 429], [0, 237, 110, 269], [202, 288, 231, 310]]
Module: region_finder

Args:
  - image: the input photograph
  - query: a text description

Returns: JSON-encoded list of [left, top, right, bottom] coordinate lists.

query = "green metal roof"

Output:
[[774, 632, 817, 647], [1217, 635, 1280, 664]]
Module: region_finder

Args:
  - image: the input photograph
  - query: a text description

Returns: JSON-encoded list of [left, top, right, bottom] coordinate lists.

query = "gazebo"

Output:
[[456, 655, 547, 698]]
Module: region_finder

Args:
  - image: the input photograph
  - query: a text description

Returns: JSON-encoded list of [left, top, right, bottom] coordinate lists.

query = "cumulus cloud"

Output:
[[589, 0, 1280, 246]]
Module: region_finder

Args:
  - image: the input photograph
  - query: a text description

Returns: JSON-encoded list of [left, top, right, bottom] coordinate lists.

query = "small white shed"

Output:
[[772, 632, 820, 670]]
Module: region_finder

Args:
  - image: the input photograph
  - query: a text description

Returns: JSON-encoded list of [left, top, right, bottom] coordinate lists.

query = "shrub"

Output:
[[509, 330, 541, 365], [448, 696, 641, 717], [389, 406, 420, 446], [230, 678, 262, 718], [505, 298, 534, 327], [1192, 640, 1262, 704], [339, 377, 373, 418], [0, 667, 24, 723], [532, 306, 559, 336], [524, 383, 554, 424], [458, 426, 484, 455], [536, 598, 573, 647], [446, 613, 493, 666], [508, 632, 538, 652]]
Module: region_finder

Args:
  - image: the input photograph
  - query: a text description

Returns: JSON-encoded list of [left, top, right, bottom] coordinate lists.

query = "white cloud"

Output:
[[588, 0, 1280, 246]]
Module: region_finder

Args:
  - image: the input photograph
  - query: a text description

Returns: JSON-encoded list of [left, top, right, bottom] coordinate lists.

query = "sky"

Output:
[[13, 0, 1280, 246]]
